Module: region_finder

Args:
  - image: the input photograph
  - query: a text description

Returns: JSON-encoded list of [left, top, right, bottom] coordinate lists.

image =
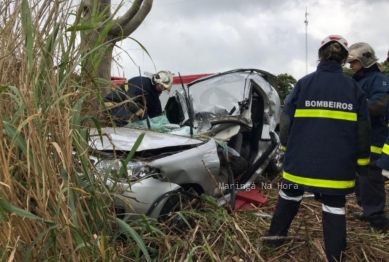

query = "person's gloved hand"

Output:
[[382, 169, 389, 179], [135, 108, 144, 117]]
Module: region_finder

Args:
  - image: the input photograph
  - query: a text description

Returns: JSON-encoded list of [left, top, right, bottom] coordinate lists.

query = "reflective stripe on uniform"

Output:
[[322, 204, 345, 215], [279, 189, 303, 202], [357, 158, 370, 166], [283, 171, 355, 189], [371, 146, 382, 154], [294, 109, 357, 121], [382, 144, 389, 155], [281, 145, 287, 151]]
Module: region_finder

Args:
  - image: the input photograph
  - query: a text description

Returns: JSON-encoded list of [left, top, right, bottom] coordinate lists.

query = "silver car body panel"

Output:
[[149, 139, 220, 196], [107, 177, 181, 219], [89, 128, 204, 151], [249, 75, 281, 138], [213, 124, 240, 140]]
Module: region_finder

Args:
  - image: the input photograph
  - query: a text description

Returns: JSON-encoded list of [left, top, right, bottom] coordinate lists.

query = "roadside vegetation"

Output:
[[1, 0, 389, 261], [0, 0, 152, 260]]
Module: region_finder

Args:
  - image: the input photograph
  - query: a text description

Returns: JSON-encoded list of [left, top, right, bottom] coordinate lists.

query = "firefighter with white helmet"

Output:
[[265, 35, 371, 262], [347, 42, 389, 232], [104, 70, 174, 126], [347, 42, 380, 68], [151, 70, 174, 90]]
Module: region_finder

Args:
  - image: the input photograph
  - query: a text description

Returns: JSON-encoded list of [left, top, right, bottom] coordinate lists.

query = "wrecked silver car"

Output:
[[87, 69, 282, 220]]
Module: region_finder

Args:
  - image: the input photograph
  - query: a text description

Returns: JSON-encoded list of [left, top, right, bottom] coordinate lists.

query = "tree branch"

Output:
[[109, 0, 153, 38], [111, 0, 143, 32], [120, 0, 152, 37]]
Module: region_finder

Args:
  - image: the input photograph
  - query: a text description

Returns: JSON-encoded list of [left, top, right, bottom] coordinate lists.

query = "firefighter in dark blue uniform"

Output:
[[382, 50, 389, 180], [265, 35, 371, 262], [347, 43, 389, 232], [380, 50, 389, 180], [104, 71, 173, 126], [380, 104, 389, 180]]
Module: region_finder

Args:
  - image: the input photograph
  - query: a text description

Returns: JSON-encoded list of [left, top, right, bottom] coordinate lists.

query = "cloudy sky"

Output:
[[111, 0, 389, 81]]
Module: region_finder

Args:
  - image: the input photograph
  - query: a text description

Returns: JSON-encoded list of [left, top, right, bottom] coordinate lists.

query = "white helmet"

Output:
[[346, 42, 379, 68], [151, 70, 174, 90], [319, 35, 349, 53]]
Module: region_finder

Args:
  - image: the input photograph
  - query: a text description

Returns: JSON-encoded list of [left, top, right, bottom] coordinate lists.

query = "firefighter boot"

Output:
[[322, 210, 346, 262], [352, 211, 367, 221], [265, 194, 301, 248], [370, 218, 389, 233]]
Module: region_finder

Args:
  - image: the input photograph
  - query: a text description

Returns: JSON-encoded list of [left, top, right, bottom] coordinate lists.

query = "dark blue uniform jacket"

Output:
[[281, 61, 370, 195], [104, 76, 162, 126], [126, 76, 162, 118], [375, 74, 389, 170]]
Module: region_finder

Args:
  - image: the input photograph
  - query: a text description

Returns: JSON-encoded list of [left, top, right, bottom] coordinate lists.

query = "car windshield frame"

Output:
[[188, 72, 250, 118]]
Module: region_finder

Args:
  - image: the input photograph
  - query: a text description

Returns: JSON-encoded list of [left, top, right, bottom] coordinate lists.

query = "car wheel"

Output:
[[265, 143, 283, 178], [158, 190, 200, 233]]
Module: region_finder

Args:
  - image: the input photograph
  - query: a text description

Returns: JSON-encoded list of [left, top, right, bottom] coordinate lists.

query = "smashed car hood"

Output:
[[89, 127, 205, 152]]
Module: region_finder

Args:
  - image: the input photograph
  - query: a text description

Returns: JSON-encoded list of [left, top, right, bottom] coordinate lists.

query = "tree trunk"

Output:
[[80, 0, 152, 125], [82, 0, 113, 98], [82, 0, 153, 98]]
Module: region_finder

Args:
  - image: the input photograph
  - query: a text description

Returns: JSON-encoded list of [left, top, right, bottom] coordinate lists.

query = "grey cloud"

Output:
[[114, 0, 389, 81]]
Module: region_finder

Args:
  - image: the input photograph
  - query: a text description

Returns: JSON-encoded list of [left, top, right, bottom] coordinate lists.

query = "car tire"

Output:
[[158, 190, 200, 232]]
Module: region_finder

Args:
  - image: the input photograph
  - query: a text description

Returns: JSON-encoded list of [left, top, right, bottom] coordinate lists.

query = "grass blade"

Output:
[[20, 0, 34, 72], [113, 216, 151, 262]]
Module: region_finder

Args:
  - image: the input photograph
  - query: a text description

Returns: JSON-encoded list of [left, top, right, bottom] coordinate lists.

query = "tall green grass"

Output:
[[0, 0, 158, 261]]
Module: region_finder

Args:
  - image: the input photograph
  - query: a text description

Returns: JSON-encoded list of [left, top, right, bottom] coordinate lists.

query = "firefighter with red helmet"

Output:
[[265, 35, 371, 262]]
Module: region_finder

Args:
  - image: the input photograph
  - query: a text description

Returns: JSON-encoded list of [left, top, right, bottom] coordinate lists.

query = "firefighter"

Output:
[[265, 35, 371, 262], [379, 49, 389, 182], [104, 70, 173, 126], [347, 43, 389, 232]]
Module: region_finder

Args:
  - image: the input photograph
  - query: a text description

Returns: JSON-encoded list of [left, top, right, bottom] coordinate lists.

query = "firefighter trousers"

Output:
[[355, 165, 388, 227], [267, 185, 346, 262]]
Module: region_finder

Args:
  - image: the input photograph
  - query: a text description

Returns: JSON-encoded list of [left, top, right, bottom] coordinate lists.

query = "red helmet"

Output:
[[319, 35, 349, 53]]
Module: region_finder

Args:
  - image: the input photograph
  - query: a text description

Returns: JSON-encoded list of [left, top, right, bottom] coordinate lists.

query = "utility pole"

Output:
[[304, 6, 309, 75]]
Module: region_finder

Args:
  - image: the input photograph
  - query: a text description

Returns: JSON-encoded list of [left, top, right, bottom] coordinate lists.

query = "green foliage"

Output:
[[381, 61, 389, 77], [276, 73, 296, 103], [343, 66, 353, 77], [343, 62, 389, 78]]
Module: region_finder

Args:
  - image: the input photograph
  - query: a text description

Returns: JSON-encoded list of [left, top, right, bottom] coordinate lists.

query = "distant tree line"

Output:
[[277, 61, 389, 104], [276, 73, 296, 103]]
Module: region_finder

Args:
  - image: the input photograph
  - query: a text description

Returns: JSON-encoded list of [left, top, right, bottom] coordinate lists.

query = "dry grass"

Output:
[[133, 175, 389, 262], [0, 0, 125, 261]]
